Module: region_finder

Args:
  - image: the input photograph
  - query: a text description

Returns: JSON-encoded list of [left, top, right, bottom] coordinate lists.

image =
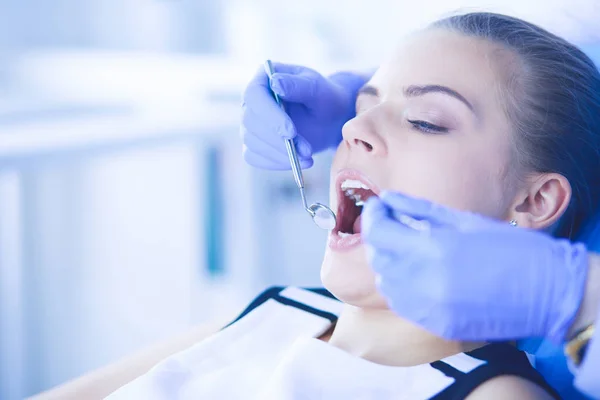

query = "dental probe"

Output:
[[263, 60, 337, 230]]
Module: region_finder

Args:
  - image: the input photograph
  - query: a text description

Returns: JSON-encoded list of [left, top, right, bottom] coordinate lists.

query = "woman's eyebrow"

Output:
[[357, 85, 379, 97], [404, 84, 474, 112], [357, 84, 474, 113]]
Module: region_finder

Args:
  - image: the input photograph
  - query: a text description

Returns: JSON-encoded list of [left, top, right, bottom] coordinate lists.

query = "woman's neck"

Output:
[[326, 304, 482, 366]]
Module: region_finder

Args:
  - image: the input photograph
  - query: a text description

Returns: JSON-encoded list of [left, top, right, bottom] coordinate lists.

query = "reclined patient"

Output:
[[106, 11, 600, 399]]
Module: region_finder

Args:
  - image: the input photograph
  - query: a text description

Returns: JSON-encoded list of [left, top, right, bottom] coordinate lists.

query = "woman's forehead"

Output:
[[371, 30, 505, 105]]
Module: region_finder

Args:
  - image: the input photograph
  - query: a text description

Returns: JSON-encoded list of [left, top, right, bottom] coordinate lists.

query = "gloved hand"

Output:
[[361, 191, 589, 344], [241, 62, 369, 170]]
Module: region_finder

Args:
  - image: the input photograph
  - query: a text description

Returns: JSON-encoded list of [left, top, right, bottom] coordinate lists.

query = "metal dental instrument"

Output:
[[263, 59, 337, 230]]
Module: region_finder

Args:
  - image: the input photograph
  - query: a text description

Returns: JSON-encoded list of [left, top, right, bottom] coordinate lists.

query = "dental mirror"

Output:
[[308, 203, 337, 230], [263, 59, 337, 230]]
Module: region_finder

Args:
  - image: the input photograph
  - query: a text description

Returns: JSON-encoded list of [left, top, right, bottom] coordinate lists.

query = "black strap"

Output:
[[430, 360, 465, 381], [223, 286, 284, 328], [430, 343, 560, 399], [305, 287, 338, 300], [223, 286, 339, 328], [273, 292, 338, 323]]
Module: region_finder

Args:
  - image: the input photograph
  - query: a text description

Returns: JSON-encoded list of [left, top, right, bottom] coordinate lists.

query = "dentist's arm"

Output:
[[571, 255, 600, 397], [569, 252, 600, 335], [362, 191, 600, 398]]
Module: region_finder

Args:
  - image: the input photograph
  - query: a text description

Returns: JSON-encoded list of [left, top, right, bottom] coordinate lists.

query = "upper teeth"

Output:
[[340, 179, 370, 191], [344, 191, 366, 206]]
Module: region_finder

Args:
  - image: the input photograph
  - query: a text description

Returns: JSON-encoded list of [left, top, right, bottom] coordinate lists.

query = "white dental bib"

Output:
[[106, 287, 556, 400]]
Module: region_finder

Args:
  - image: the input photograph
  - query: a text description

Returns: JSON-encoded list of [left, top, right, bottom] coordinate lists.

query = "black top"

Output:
[[226, 286, 560, 400]]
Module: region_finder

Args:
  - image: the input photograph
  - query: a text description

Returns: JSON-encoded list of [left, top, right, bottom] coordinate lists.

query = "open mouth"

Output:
[[332, 170, 380, 243]]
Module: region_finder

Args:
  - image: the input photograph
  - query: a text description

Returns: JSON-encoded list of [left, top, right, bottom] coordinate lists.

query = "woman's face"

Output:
[[321, 29, 520, 308]]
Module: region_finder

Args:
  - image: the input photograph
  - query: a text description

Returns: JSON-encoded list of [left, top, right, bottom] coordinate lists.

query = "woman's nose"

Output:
[[341, 113, 387, 157]]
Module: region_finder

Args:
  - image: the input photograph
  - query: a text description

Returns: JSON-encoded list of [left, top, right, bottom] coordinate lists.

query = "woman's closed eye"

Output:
[[407, 119, 449, 134]]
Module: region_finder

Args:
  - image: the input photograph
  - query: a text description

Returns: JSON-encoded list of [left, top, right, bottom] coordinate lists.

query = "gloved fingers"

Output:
[[294, 135, 314, 159], [367, 248, 396, 269], [242, 130, 313, 169], [241, 119, 313, 161], [242, 65, 271, 105], [379, 191, 462, 228], [372, 252, 426, 303], [242, 127, 287, 159], [242, 96, 297, 142], [243, 146, 314, 170], [361, 196, 390, 236], [267, 63, 317, 100], [243, 150, 286, 170], [268, 62, 311, 75], [242, 66, 297, 140], [241, 107, 313, 159], [242, 102, 296, 142], [270, 73, 321, 103], [377, 275, 419, 311], [250, 61, 320, 106], [367, 238, 425, 279], [368, 248, 406, 276], [362, 197, 428, 253]]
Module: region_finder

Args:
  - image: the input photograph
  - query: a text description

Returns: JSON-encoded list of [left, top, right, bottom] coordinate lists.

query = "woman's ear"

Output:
[[512, 173, 571, 229]]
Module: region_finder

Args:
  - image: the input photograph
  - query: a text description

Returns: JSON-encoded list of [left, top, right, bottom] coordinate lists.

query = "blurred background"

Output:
[[0, 0, 598, 398]]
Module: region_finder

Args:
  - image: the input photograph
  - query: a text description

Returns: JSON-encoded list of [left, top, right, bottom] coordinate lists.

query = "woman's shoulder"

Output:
[[464, 375, 556, 400]]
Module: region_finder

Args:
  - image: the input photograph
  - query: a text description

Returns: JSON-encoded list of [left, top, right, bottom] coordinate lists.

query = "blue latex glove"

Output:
[[361, 191, 589, 344], [241, 62, 369, 170]]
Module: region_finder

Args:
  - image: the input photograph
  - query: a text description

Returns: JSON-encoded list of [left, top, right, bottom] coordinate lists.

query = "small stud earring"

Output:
[[509, 219, 518, 227]]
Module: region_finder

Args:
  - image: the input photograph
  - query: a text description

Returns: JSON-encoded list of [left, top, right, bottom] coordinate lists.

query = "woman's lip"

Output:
[[335, 169, 381, 197], [328, 231, 362, 251]]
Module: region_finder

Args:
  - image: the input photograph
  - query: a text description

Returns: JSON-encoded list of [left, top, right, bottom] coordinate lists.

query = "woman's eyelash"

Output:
[[407, 119, 449, 134]]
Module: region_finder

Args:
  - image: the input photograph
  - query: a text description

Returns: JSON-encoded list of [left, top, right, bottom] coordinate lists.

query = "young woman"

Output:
[[99, 11, 600, 399], [241, 11, 600, 399]]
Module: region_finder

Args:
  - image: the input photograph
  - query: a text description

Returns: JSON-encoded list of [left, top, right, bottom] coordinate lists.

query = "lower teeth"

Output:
[[339, 232, 352, 238]]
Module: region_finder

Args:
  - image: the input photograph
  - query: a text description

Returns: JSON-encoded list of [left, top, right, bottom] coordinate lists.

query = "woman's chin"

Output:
[[320, 245, 389, 309]]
